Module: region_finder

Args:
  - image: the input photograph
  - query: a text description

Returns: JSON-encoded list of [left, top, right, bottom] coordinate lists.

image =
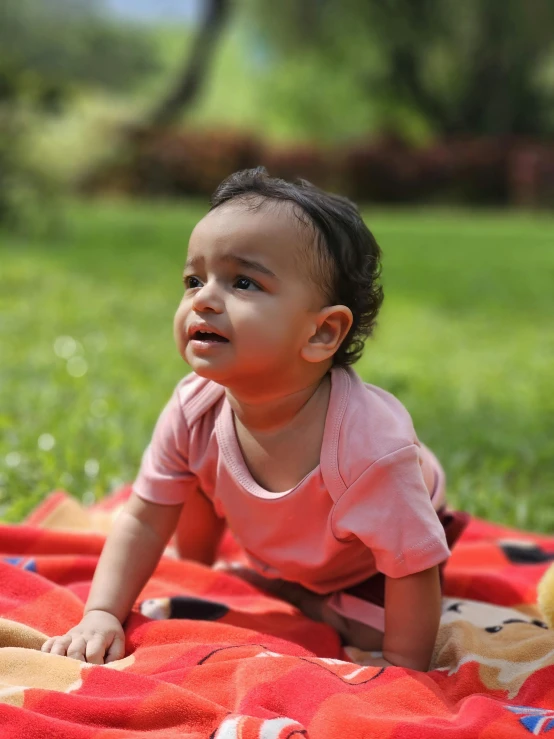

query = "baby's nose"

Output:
[[192, 282, 224, 313]]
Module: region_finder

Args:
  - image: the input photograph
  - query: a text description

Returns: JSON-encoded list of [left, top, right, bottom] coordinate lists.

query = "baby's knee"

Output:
[[343, 619, 384, 651], [321, 602, 384, 651]]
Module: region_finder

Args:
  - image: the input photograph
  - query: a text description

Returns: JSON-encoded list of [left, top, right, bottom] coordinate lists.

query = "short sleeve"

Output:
[[133, 388, 197, 505], [332, 444, 450, 578]]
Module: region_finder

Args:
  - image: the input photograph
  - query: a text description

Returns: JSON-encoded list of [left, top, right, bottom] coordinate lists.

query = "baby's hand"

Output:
[[41, 610, 125, 664]]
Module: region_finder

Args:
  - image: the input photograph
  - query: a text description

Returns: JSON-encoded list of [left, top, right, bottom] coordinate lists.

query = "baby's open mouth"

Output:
[[191, 330, 229, 343]]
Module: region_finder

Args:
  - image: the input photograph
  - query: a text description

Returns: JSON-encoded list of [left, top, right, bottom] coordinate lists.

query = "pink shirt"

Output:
[[133, 367, 450, 594]]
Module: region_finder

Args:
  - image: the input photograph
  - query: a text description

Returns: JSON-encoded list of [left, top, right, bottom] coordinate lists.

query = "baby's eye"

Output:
[[234, 276, 260, 291], [184, 275, 202, 289]]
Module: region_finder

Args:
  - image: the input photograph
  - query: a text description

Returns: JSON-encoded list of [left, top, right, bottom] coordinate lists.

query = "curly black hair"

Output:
[[210, 167, 383, 367]]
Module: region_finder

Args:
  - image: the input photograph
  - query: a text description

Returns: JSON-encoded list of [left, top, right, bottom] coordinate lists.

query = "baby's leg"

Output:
[[320, 604, 384, 651], [175, 489, 226, 565], [226, 566, 384, 650], [263, 579, 384, 650]]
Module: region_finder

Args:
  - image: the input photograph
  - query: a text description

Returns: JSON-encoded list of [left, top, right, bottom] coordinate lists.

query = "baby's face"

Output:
[[174, 201, 326, 389]]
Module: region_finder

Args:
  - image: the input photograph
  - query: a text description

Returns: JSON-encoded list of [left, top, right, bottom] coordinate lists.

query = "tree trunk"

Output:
[[148, 0, 231, 127]]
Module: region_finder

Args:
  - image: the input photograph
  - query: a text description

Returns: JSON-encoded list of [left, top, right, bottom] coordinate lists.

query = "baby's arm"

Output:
[[318, 566, 441, 670], [381, 565, 441, 671], [41, 492, 183, 664]]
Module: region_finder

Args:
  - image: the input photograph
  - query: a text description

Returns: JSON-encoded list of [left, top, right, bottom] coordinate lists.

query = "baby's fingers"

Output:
[[41, 636, 55, 653], [41, 635, 72, 657], [85, 634, 108, 665], [104, 632, 125, 664], [66, 636, 87, 662]]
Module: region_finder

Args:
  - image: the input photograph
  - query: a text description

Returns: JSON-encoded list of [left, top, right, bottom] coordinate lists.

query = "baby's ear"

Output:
[[302, 305, 353, 364]]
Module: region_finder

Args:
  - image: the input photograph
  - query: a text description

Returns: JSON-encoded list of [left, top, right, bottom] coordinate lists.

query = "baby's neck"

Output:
[[226, 370, 331, 435]]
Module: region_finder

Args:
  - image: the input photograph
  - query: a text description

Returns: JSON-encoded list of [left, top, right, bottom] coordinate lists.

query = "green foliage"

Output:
[[185, 10, 398, 144], [0, 0, 159, 229], [0, 111, 62, 236], [1, 201, 553, 530], [247, 0, 554, 137], [0, 0, 158, 109]]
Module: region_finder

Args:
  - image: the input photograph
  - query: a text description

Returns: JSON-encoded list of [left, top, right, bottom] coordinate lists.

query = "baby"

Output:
[[42, 168, 467, 671]]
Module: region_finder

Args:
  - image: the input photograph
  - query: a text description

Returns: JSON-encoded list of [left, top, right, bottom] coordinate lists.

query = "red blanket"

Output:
[[1, 488, 554, 738]]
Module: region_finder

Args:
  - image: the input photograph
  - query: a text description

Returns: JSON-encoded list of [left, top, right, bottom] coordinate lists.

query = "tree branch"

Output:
[[148, 0, 231, 127]]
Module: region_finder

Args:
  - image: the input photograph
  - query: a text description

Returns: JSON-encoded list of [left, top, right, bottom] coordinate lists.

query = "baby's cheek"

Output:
[[242, 325, 285, 353], [173, 314, 187, 353]]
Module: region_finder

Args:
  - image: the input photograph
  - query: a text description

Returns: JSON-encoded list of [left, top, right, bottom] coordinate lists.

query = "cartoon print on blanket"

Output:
[[140, 594, 229, 620], [432, 598, 553, 699]]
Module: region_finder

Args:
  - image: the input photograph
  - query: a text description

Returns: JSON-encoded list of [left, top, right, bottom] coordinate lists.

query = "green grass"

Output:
[[1, 201, 554, 531]]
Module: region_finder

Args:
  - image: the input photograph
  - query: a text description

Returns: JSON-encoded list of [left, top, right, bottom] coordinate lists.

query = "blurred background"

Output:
[[1, 0, 553, 529]]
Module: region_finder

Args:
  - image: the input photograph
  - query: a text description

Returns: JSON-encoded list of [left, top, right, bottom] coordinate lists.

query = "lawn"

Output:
[[1, 200, 553, 531]]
